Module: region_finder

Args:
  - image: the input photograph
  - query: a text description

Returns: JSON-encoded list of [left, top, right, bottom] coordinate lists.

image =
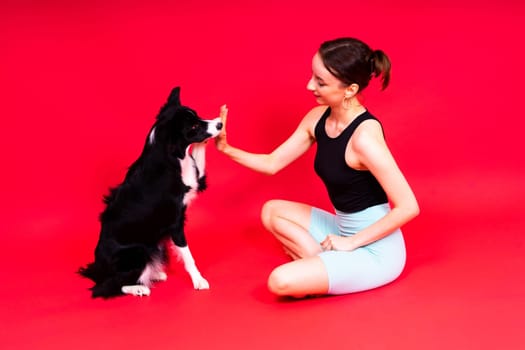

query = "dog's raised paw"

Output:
[[121, 285, 151, 297]]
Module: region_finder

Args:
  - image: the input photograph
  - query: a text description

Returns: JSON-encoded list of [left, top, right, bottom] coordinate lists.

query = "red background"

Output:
[[1, 1, 524, 349]]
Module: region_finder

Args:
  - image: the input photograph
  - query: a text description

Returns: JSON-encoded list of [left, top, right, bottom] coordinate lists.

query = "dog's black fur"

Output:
[[79, 87, 222, 298]]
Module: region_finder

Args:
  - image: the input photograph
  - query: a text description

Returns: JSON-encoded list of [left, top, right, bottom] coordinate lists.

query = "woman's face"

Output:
[[307, 52, 346, 106]]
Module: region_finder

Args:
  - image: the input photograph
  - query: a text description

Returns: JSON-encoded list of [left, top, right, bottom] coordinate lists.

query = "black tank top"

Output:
[[314, 107, 388, 213]]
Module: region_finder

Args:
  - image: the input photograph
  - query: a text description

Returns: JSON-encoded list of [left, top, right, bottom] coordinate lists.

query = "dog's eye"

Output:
[[191, 124, 199, 130]]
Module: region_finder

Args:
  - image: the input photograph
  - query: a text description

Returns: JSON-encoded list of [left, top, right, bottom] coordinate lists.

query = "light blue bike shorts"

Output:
[[309, 203, 406, 295]]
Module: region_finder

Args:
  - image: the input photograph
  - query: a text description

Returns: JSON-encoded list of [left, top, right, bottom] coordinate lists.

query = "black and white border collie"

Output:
[[79, 87, 222, 298]]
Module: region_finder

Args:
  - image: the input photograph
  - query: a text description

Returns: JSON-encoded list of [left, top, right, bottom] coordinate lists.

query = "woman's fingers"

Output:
[[219, 104, 228, 127], [215, 105, 229, 151], [321, 234, 333, 251]]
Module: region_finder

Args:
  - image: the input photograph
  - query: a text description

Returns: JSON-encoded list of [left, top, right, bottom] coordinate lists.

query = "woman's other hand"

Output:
[[321, 234, 357, 252]]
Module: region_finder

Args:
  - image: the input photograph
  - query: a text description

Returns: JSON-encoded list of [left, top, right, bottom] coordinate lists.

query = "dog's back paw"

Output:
[[153, 271, 168, 282], [121, 285, 151, 296]]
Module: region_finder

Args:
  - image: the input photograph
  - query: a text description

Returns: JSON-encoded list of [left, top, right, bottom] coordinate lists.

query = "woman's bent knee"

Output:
[[261, 199, 287, 229], [267, 261, 328, 298], [260, 200, 275, 228], [267, 267, 292, 296]]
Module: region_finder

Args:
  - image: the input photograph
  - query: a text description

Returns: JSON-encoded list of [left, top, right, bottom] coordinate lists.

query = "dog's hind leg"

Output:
[[139, 258, 167, 284], [115, 246, 156, 297], [121, 266, 163, 297], [121, 285, 151, 297], [174, 245, 210, 290], [121, 265, 157, 297]]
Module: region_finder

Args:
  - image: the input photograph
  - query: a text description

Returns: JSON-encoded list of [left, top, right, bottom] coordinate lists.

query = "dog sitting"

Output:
[[79, 87, 222, 298]]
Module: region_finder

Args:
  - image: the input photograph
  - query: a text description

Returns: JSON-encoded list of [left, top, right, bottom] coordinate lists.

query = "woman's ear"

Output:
[[345, 83, 360, 97]]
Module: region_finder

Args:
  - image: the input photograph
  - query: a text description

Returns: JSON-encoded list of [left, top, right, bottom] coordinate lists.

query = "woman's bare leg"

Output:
[[261, 199, 322, 259], [267, 257, 329, 297]]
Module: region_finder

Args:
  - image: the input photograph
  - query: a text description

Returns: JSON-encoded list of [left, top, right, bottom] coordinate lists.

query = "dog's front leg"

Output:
[[171, 218, 209, 290], [174, 245, 210, 290]]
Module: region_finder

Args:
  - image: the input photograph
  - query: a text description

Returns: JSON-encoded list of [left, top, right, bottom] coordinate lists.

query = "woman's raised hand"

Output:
[[215, 104, 229, 152]]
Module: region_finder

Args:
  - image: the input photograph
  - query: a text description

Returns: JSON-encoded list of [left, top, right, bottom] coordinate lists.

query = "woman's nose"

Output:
[[306, 77, 315, 91]]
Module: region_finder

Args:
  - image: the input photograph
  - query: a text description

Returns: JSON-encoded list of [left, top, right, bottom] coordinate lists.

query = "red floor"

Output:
[[1, 1, 524, 349]]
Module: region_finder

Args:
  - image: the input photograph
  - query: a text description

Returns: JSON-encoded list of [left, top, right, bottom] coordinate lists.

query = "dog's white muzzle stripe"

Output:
[[206, 118, 222, 138]]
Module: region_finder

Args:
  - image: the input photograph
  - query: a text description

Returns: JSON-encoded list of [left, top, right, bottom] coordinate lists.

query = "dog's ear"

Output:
[[157, 87, 181, 120], [167, 87, 181, 106]]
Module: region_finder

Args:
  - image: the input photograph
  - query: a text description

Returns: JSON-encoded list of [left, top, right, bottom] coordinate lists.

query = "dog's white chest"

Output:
[[180, 156, 198, 206]]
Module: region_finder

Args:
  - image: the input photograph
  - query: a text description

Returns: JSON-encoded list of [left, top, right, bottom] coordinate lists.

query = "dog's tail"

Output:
[[78, 262, 105, 282], [78, 262, 124, 298]]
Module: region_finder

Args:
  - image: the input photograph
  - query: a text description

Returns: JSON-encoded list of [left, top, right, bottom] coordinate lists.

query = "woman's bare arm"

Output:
[[215, 105, 324, 175]]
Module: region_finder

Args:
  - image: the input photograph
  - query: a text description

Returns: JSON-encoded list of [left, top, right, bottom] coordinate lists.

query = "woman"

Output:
[[215, 37, 419, 298]]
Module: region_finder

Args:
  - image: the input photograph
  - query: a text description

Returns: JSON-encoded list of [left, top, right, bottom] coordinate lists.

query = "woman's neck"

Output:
[[330, 103, 366, 123]]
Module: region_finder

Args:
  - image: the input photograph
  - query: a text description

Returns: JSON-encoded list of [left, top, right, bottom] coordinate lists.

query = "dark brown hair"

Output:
[[319, 37, 391, 91]]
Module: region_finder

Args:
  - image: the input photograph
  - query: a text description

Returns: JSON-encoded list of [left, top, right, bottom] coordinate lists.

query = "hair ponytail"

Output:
[[370, 50, 391, 90], [319, 38, 392, 92]]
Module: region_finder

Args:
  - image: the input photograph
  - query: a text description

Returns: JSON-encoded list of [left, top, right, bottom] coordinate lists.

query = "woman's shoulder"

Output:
[[303, 105, 329, 124], [351, 113, 387, 153], [300, 105, 329, 136], [307, 105, 330, 116], [355, 111, 384, 135]]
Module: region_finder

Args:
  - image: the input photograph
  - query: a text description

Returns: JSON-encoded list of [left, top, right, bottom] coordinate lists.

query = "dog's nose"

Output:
[[217, 122, 223, 130]]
